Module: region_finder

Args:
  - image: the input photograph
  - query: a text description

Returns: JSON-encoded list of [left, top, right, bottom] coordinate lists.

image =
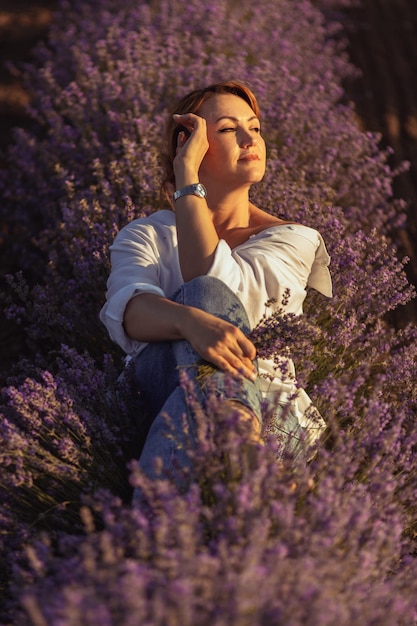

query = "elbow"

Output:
[[181, 268, 207, 283], [180, 257, 214, 283], [123, 297, 139, 340]]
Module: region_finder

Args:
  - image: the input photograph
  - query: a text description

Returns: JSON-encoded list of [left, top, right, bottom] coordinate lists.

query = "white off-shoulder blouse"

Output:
[[100, 209, 332, 447]]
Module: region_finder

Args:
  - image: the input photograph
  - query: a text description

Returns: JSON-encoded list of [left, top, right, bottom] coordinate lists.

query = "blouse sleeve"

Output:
[[99, 220, 171, 355], [305, 231, 332, 297]]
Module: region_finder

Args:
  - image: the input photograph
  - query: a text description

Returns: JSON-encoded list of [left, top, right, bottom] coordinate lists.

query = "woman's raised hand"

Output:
[[172, 113, 209, 184]]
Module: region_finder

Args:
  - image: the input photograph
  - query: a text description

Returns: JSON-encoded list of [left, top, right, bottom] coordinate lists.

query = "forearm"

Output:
[[123, 292, 190, 342], [172, 113, 219, 281], [123, 291, 257, 380], [174, 193, 219, 281]]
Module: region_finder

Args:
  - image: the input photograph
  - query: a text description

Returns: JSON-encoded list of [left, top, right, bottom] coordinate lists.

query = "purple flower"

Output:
[[1, 0, 417, 623]]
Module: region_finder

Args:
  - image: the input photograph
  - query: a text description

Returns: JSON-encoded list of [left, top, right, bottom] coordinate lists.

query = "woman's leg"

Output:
[[171, 275, 262, 423], [132, 276, 263, 488]]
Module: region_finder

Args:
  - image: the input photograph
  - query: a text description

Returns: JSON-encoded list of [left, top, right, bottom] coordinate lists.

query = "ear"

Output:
[[175, 131, 187, 155]]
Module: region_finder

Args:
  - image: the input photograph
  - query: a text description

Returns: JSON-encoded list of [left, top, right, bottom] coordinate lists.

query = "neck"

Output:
[[206, 188, 252, 232]]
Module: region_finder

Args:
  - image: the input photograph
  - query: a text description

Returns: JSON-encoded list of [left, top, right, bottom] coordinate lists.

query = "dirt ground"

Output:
[[0, 0, 416, 367]]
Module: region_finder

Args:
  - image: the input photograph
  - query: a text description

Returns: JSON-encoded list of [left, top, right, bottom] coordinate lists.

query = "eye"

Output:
[[251, 127, 261, 133], [219, 127, 237, 133]]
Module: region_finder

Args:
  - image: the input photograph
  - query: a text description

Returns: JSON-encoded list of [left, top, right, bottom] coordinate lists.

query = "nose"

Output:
[[239, 129, 257, 148]]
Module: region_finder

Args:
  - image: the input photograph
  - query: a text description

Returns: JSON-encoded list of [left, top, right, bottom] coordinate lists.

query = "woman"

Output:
[[100, 80, 332, 488]]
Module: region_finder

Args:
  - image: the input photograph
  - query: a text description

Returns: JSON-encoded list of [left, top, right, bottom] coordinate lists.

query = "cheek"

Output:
[[199, 150, 217, 177], [200, 143, 225, 170]]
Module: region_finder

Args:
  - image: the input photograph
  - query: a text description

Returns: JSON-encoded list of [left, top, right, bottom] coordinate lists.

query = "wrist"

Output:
[[174, 304, 194, 339], [173, 183, 207, 202], [173, 164, 200, 189]]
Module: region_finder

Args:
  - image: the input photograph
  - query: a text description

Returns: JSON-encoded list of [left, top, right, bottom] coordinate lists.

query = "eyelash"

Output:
[[219, 127, 261, 133]]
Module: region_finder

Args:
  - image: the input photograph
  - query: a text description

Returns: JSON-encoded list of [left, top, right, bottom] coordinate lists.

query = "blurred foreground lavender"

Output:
[[0, 0, 416, 624]]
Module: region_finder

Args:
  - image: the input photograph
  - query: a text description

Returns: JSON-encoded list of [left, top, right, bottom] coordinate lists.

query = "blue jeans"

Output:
[[131, 276, 263, 487]]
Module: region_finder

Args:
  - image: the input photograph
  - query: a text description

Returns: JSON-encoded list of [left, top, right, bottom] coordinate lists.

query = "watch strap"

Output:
[[173, 183, 207, 202]]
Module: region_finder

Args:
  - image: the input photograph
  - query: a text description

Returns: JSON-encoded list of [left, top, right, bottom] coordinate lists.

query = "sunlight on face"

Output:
[[198, 94, 266, 189]]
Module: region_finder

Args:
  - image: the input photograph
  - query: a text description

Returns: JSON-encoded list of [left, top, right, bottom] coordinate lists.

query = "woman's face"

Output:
[[197, 93, 266, 190]]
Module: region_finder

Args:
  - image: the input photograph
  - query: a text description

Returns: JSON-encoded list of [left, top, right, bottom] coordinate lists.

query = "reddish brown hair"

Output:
[[160, 80, 261, 204]]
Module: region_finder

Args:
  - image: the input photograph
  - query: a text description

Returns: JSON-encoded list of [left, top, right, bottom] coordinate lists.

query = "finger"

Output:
[[240, 355, 257, 375], [222, 349, 257, 382], [209, 329, 256, 380], [215, 356, 246, 381], [203, 346, 242, 378], [173, 113, 204, 135], [177, 131, 188, 148], [237, 335, 257, 361], [228, 344, 256, 376], [237, 362, 258, 381]]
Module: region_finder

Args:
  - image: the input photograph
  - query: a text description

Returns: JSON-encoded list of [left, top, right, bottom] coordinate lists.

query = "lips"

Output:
[[238, 153, 260, 161]]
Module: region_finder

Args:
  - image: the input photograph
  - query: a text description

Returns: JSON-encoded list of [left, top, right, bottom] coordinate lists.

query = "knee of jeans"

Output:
[[172, 276, 251, 332], [204, 371, 263, 426]]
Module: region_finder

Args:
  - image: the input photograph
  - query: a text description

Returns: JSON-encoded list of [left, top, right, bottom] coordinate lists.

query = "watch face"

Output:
[[195, 184, 206, 197]]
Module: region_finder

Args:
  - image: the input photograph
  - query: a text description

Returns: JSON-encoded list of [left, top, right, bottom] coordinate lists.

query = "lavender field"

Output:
[[1, 0, 417, 624]]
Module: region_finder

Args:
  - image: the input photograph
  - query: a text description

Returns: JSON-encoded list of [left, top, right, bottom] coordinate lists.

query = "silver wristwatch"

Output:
[[173, 183, 207, 202]]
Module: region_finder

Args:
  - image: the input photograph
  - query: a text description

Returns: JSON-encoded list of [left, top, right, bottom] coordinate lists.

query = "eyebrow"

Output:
[[215, 115, 260, 123]]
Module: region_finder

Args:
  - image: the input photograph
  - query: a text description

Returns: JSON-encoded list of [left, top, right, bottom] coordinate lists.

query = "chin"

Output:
[[249, 171, 266, 184]]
